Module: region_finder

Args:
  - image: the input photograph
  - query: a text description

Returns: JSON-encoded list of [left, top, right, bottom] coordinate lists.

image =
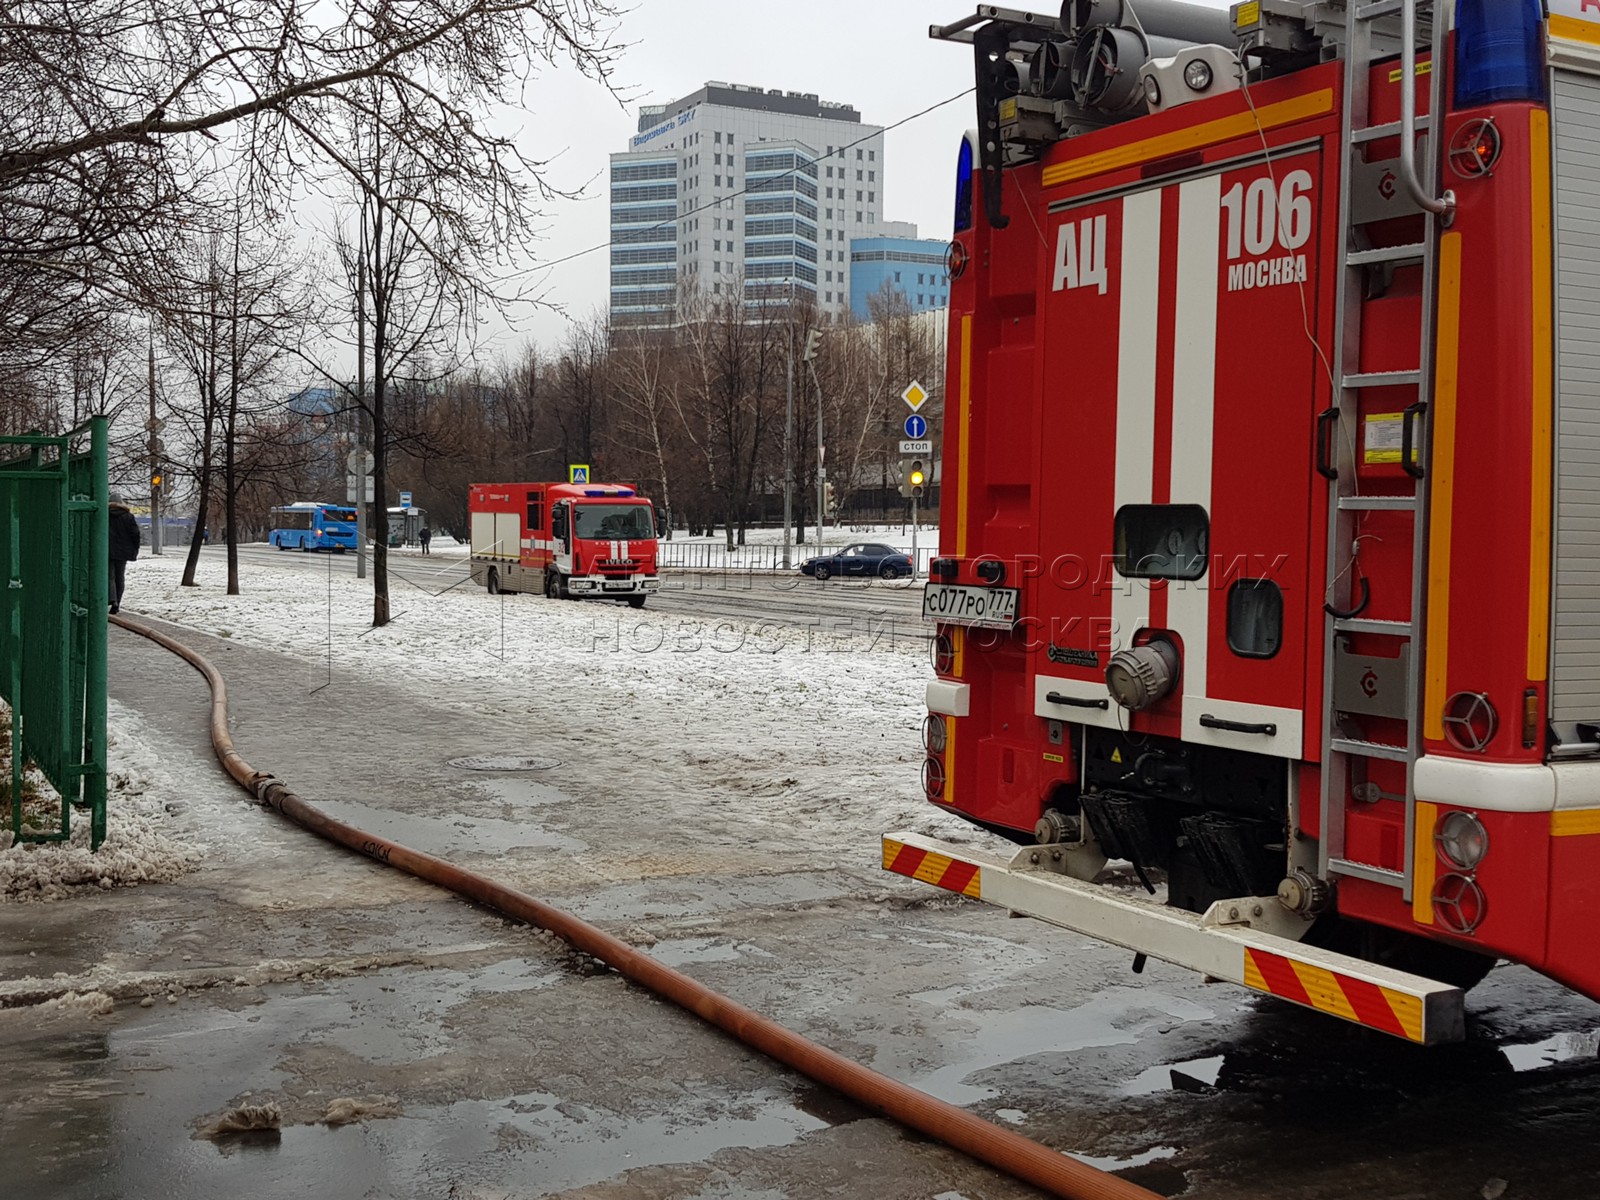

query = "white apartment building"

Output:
[[608, 82, 886, 326]]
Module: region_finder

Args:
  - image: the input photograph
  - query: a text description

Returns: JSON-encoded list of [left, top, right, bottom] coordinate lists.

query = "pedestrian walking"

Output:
[[108, 491, 141, 615], [419, 525, 432, 556]]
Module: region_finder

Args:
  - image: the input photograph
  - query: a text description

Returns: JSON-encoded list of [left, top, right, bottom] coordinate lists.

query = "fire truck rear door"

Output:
[[1035, 149, 1325, 759]]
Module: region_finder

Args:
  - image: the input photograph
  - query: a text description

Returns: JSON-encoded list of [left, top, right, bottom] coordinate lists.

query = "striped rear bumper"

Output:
[[883, 832, 1464, 1045]]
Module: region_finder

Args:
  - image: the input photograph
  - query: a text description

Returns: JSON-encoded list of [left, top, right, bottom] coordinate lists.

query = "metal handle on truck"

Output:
[[1047, 692, 1109, 710], [1316, 407, 1340, 480], [1199, 714, 1278, 736], [1402, 400, 1428, 479]]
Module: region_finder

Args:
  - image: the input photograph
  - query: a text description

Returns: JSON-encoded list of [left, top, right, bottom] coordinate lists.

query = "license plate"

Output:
[[603, 581, 632, 590], [921, 583, 1020, 629]]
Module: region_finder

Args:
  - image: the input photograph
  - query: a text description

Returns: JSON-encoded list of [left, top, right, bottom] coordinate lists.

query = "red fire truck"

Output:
[[885, 1, 1600, 1043], [468, 481, 661, 606]]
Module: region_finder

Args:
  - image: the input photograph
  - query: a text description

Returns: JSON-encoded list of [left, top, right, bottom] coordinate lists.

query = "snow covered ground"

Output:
[[0, 699, 203, 900], [106, 547, 975, 874]]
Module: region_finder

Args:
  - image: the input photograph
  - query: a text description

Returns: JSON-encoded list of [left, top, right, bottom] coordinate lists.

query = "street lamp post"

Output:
[[147, 325, 162, 555], [783, 322, 794, 570]]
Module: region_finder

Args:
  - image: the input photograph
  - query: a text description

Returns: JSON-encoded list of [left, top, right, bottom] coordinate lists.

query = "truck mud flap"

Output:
[[882, 832, 1465, 1045]]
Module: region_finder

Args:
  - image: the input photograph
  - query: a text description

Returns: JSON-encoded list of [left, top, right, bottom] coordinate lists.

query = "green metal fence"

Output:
[[0, 419, 108, 848]]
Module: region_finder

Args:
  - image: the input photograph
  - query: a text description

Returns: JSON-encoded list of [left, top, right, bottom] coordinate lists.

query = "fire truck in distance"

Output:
[[884, 0, 1600, 1044], [468, 481, 661, 606]]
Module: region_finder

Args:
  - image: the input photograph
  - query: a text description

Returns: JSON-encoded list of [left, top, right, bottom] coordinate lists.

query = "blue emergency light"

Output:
[[954, 137, 974, 234], [1455, 0, 1544, 107]]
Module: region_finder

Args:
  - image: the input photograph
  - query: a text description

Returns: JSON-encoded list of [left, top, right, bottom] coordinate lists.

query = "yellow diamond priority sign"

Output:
[[901, 381, 929, 412]]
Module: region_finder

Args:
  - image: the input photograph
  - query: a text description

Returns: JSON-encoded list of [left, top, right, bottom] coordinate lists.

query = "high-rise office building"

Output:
[[608, 83, 886, 327], [848, 222, 951, 320]]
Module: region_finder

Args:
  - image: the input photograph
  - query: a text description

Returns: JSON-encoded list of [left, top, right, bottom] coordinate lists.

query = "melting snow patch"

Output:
[[50, 989, 115, 1017], [0, 700, 201, 900]]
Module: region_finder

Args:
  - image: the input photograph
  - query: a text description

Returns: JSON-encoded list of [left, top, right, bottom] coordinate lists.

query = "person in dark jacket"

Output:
[[108, 491, 141, 614], [419, 525, 432, 555]]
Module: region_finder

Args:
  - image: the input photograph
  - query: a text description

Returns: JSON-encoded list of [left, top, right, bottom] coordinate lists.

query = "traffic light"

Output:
[[907, 457, 927, 500], [824, 480, 837, 515], [802, 328, 822, 362], [151, 471, 163, 491]]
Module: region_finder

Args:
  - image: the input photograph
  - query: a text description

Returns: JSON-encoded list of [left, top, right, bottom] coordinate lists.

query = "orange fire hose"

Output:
[[114, 613, 1162, 1200]]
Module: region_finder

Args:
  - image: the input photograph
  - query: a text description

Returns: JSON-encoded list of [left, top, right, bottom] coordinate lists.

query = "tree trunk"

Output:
[[225, 226, 241, 595], [370, 188, 390, 627]]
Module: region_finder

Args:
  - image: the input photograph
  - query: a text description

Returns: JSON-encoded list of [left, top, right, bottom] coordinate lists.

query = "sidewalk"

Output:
[[0, 613, 1059, 1200]]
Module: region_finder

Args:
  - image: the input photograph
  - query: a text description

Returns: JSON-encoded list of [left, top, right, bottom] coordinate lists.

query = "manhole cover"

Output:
[[448, 755, 562, 772]]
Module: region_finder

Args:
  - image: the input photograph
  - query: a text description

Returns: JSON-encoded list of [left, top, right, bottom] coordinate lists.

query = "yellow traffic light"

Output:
[[908, 458, 927, 498], [151, 473, 162, 489]]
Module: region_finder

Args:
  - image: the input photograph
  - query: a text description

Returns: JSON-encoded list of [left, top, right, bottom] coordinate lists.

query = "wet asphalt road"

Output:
[[1, 570, 1599, 1199]]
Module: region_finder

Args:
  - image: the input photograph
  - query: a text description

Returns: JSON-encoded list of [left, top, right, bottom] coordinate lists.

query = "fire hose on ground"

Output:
[[112, 613, 1163, 1200]]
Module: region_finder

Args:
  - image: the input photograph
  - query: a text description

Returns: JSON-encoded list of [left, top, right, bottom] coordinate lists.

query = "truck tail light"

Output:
[[923, 714, 947, 755], [1431, 873, 1488, 935], [1435, 811, 1489, 871], [1448, 118, 1502, 179], [922, 756, 946, 801], [932, 631, 955, 675]]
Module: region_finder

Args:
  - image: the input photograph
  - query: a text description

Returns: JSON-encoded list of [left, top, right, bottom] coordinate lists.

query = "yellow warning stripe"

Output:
[[881, 839, 982, 898], [1552, 808, 1600, 838], [1529, 108, 1555, 682], [1040, 90, 1334, 188], [1242, 947, 1425, 1043], [1551, 14, 1600, 45], [1425, 233, 1463, 742], [1413, 801, 1438, 927]]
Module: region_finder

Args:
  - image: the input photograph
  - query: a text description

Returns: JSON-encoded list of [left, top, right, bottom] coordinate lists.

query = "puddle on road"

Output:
[[312, 798, 587, 856], [1070, 1144, 1179, 1172], [909, 987, 1217, 1106], [1122, 1054, 1227, 1095], [394, 1087, 830, 1195], [1501, 1028, 1600, 1072]]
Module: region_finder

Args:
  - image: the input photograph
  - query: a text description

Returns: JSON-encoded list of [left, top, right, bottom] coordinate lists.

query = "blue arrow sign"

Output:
[[903, 414, 928, 440]]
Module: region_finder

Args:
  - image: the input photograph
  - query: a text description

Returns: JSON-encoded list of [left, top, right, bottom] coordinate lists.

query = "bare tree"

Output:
[[610, 327, 680, 535], [1, 0, 621, 423]]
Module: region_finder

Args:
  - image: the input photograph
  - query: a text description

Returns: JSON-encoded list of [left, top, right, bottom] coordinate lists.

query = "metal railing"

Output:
[[1, 419, 108, 848], [658, 537, 939, 575]]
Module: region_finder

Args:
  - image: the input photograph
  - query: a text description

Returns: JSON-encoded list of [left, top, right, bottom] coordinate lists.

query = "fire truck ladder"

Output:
[[1318, 0, 1452, 903]]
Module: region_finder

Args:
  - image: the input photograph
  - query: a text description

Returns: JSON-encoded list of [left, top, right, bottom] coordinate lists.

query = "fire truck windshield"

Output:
[[573, 503, 654, 541]]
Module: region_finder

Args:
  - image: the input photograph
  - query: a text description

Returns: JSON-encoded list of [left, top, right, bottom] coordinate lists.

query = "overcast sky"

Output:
[[492, 0, 1234, 358]]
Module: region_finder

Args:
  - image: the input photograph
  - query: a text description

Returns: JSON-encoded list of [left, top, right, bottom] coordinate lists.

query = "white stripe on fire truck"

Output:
[[1168, 173, 1220, 719], [1114, 188, 1163, 649]]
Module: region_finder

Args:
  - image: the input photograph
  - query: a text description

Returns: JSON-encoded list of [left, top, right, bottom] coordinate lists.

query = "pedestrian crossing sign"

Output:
[[569, 464, 590, 484]]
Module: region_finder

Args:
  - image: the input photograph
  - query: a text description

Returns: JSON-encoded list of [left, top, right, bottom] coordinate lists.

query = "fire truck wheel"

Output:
[[627, 595, 646, 609], [814, 563, 831, 582], [486, 568, 500, 595], [545, 571, 567, 599]]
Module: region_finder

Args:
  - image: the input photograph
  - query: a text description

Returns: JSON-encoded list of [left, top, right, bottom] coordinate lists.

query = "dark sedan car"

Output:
[[800, 542, 913, 581]]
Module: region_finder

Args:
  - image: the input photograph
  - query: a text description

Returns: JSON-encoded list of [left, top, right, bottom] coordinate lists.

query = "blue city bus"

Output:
[[268, 502, 359, 552]]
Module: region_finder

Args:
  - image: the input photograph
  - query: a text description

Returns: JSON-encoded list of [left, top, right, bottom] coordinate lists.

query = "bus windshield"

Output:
[[573, 503, 654, 541]]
